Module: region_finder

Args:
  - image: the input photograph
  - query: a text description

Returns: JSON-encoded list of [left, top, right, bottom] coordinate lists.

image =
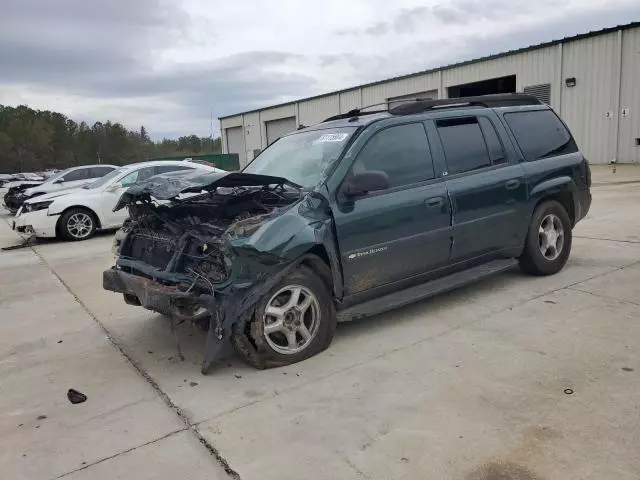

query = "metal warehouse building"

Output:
[[220, 22, 640, 168]]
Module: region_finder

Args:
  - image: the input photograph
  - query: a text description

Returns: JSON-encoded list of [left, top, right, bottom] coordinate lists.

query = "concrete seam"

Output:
[[567, 286, 640, 308], [574, 235, 640, 244], [50, 428, 186, 479], [30, 247, 241, 480], [197, 262, 637, 423]]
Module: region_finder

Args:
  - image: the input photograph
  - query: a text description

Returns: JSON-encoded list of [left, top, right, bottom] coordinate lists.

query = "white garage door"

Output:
[[225, 126, 246, 167], [266, 117, 297, 145]]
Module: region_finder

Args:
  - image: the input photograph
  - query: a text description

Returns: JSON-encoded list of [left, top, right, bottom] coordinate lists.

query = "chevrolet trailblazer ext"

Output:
[[103, 94, 592, 373]]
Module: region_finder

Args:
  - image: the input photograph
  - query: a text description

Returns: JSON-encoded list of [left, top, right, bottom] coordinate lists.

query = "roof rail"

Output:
[[322, 109, 387, 123], [322, 94, 541, 123], [389, 93, 542, 115]]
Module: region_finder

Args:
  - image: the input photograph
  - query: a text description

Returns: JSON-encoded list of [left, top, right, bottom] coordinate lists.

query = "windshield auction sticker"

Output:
[[314, 133, 349, 143]]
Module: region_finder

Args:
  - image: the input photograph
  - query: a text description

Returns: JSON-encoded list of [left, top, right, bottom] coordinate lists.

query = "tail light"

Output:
[[581, 158, 591, 187]]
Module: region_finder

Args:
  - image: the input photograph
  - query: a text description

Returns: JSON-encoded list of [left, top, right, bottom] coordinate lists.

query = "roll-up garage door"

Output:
[[225, 126, 246, 167], [266, 117, 297, 145]]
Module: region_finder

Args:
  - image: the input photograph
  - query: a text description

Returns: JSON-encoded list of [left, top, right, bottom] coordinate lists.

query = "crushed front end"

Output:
[[103, 171, 304, 373]]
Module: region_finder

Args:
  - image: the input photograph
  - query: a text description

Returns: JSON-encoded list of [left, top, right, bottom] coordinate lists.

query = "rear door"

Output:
[[332, 122, 452, 295], [430, 112, 527, 262]]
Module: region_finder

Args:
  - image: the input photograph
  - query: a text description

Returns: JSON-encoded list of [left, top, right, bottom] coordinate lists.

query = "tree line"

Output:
[[0, 105, 222, 173]]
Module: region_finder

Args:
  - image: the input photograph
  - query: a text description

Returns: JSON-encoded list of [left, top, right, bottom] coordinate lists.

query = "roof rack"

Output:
[[389, 93, 542, 115], [322, 109, 387, 123], [321, 93, 542, 122]]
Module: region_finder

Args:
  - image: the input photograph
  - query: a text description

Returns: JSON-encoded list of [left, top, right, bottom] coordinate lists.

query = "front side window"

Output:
[[62, 168, 89, 182], [243, 127, 357, 188], [120, 167, 156, 186], [351, 123, 435, 188], [504, 109, 578, 161], [437, 117, 492, 175]]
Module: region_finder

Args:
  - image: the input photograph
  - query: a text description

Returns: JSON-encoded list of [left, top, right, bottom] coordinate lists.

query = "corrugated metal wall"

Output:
[[221, 25, 639, 164], [561, 31, 620, 164], [619, 28, 640, 163]]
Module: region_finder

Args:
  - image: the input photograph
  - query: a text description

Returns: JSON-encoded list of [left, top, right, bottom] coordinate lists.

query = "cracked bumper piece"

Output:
[[103, 268, 228, 374], [103, 268, 214, 319], [12, 209, 59, 237]]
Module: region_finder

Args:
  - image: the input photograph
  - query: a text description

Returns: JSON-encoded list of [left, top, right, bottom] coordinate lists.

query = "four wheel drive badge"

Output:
[[347, 246, 388, 261]]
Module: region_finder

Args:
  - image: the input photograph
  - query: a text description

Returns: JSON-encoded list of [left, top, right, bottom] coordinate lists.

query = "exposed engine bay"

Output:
[[118, 185, 302, 291], [103, 170, 340, 374]]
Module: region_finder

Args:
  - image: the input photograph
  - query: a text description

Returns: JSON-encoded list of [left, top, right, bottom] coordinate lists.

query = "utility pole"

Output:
[[209, 107, 213, 152]]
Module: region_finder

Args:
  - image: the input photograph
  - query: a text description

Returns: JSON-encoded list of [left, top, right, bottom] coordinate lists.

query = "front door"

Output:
[[332, 122, 452, 295], [431, 114, 527, 261]]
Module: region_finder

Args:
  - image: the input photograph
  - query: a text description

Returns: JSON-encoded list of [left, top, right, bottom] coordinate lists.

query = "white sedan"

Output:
[[13, 160, 223, 241]]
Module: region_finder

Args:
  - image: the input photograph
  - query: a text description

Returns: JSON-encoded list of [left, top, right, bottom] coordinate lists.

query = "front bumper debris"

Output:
[[103, 268, 228, 373], [103, 268, 213, 320]]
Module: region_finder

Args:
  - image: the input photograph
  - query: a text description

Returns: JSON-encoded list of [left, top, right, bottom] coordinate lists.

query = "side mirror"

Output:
[[53, 178, 64, 184], [342, 171, 390, 199]]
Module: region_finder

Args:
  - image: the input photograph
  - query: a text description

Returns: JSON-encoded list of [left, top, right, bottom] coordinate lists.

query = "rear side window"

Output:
[[62, 168, 89, 182], [436, 117, 491, 174], [89, 166, 115, 178], [154, 165, 194, 174], [352, 123, 434, 188], [504, 110, 578, 161]]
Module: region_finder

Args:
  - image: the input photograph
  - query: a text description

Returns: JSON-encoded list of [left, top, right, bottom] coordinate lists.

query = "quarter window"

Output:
[[351, 123, 435, 188], [504, 110, 578, 161]]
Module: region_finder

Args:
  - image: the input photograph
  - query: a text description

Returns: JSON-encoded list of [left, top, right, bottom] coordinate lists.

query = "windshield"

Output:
[[243, 127, 357, 188], [83, 167, 124, 189]]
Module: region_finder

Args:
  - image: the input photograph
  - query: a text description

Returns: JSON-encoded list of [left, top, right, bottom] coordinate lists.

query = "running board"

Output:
[[337, 258, 518, 322]]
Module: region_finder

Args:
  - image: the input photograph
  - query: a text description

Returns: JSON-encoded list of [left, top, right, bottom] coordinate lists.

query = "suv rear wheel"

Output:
[[231, 265, 336, 369], [520, 200, 572, 276]]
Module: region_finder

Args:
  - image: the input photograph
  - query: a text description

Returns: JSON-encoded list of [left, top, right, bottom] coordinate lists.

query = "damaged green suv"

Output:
[[104, 94, 592, 373]]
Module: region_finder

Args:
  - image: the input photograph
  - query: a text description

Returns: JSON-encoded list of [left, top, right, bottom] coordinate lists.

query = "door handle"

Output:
[[505, 179, 520, 190], [425, 197, 444, 208]]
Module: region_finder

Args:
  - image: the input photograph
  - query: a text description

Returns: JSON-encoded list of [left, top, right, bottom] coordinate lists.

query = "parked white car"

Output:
[[13, 161, 224, 241], [23, 164, 118, 198]]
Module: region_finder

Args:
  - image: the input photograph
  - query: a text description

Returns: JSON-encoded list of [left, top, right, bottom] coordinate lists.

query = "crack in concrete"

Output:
[[51, 428, 186, 479], [29, 245, 241, 480], [567, 286, 640, 309], [574, 235, 640, 244]]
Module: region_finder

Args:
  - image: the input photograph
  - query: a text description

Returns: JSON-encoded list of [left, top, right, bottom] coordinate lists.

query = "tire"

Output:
[[519, 200, 572, 276], [231, 265, 336, 369], [58, 208, 98, 241]]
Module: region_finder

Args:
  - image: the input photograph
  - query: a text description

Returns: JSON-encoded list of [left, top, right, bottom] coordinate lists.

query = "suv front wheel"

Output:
[[231, 265, 336, 369], [520, 200, 572, 276]]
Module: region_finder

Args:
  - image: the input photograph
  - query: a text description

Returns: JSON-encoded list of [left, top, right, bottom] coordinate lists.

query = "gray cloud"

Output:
[[1, 0, 636, 139], [341, 0, 562, 36], [323, 4, 639, 88]]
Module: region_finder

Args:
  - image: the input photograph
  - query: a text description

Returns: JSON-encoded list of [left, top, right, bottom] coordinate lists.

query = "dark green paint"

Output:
[[236, 103, 590, 306]]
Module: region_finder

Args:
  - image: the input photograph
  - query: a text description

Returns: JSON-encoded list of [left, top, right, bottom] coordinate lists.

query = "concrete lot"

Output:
[[1, 169, 639, 480]]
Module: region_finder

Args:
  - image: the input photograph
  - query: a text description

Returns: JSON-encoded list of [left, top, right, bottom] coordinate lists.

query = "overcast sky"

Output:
[[1, 0, 638, 139]]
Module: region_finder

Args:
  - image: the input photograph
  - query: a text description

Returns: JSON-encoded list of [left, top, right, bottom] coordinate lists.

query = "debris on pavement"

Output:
[[67, 389, 87, 404], [564, 388, 574, 395]]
